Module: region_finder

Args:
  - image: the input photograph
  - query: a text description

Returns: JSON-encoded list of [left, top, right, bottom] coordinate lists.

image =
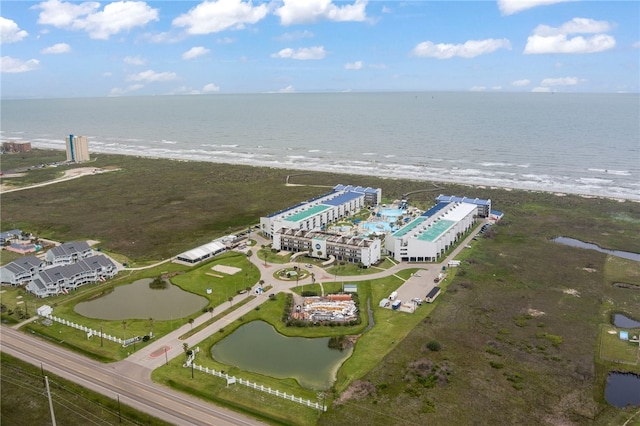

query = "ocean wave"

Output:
[[588, 168, 631, 176]]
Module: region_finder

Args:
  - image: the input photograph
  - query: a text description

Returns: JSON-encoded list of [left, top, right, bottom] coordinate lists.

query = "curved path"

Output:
[[2, 224, 484, 425]]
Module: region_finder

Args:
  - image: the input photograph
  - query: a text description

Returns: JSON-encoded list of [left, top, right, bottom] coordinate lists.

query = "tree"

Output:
[[188, 318, 194, 330], [228, 296, 233, 307], [208, 307, 214, 318], [122, 320, 127, 341], [183, 342, 189, 353], [149, 318, 154, 335], [311, 273, 316, 284]]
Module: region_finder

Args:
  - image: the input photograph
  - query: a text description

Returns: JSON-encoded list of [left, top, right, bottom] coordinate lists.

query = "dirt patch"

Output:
[[334, 380, 377, 405], [527, 308, 546, 317], [563, 288, 581, 297], [211, 264, 241, 275], [581, 267, 597, 273]]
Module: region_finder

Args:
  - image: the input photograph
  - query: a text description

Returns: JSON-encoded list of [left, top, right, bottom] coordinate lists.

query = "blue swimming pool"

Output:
[[362, 222, 397, 233], [379, 208, 405, 218]]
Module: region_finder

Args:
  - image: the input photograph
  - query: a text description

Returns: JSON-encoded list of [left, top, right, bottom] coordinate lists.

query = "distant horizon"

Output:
[[3, 89, 639, 102], [2, 1, 638, 99]]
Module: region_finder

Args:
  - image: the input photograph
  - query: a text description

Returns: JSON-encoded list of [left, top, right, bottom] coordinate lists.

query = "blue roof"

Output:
[[491, 210, 504, 217], [323, 191, 361, 206], [0, 229, 21, 240], [436, 195, 491, 206], [421, 202, 450, 218]]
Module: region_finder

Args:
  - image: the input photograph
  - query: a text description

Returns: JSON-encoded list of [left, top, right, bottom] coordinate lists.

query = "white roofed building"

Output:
[[386, 201, 477, 262]]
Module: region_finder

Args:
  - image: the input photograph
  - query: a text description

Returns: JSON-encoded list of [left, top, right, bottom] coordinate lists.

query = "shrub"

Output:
[[426, 340, 441, 352]]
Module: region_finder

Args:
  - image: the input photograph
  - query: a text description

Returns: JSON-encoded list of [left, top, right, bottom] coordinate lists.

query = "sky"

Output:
[[1, 0, 638, 98]]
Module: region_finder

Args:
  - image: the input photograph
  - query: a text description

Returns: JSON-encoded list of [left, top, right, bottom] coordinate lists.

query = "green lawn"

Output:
[[599, 325, 639, 365]]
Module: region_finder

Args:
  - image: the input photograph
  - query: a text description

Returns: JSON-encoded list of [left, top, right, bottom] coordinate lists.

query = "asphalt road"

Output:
[[1, 225, 486, 425], [1, 327, 265, 426]]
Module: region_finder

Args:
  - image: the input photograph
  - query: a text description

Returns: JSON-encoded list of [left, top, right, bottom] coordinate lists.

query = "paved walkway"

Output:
[[125, 224, 486, 370]]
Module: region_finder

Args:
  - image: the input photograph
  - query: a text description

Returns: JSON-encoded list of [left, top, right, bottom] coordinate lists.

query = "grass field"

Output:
[[599, 326, 639, 365], [2, 150, 640, 425]]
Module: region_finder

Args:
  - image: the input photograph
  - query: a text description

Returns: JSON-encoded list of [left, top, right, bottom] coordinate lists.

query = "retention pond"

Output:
[[74, 278, 208, 320], [553, 237, 640, 261], [605, 372, 640, 408], [211, 320, 352, 389]]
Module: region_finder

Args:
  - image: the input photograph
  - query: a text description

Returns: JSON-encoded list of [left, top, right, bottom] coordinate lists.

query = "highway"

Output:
[[1, 327, 265, 426]]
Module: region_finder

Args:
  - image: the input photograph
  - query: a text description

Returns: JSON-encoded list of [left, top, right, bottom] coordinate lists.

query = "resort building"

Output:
[[435, 195, 491, 218], [260, 185, 381, 239], [385, 201, 477, 262], [0, 255, 46, 286], [2, 141, 31, 153], [45, 241, 93, 265], [27, 254, 117, 298], [65, 134, 90, 163], [274, 228, 381, 267], [175, 235, 237, 264], [0, 229, 23, 245]]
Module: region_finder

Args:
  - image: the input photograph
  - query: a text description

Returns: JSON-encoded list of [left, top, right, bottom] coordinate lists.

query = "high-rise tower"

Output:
[[65, 134, 90, 163]]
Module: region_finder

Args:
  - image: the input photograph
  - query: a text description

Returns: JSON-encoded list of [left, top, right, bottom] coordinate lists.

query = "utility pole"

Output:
[[45, 376, 57, 426]]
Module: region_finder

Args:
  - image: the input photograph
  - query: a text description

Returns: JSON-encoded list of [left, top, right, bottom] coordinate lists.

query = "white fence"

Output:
[[44, 314, 124, 345], [189, 362, 326, 411]]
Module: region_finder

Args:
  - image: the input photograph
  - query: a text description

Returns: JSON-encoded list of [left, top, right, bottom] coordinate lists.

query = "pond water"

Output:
[[553, 237, 640, 261], [210, 320, 352, 389], [74, 278, 208, 320], [613, 313, 640, 328], [605, 372, 640, 407]]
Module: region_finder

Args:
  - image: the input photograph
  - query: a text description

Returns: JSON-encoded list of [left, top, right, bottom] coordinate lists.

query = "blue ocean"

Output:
[[1, 92, 638, 200]]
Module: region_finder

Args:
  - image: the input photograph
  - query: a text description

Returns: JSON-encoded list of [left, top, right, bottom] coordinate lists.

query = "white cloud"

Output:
[[41, 42, 71, 54], [277, 85, 296, 93], [110, 83, 144, 96], [33, 0, 100, 27], [126, 69, 177, 82], [275, 0, 368, 26], [172, 0, 268, 35], [33, 0, 159, 40], [271, 46, 326, 60], [531, 86, 552, 92], [524, 17, 616, 54], [412, 38, 511, 59], [633, 41, 640, 49], [525, 34, 615, 54], [469, 86, 486, 92], [1, 56, 40, 73], [203, 83, 220, 92], [498, 0, 574, 16], [532, 18, 612, 37], [344, 60, 363, 70], [1, 17, 29, 44], [182, 46, 211, 60], [511, 79, 531, 87], [124, 55, 145, 65], [216, 36, 234, 44], [540, 76, 583, 86], [276, 30, 314, 42]]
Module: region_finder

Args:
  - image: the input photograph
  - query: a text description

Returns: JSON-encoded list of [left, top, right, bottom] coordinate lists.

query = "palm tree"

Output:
[[208, 307, 214, 318], [188, 318, 194, 330], [121, 320, 127, 341], [149, 317, 154, 336], [183, 342, 189, 354], [228, 296, 233, 307]]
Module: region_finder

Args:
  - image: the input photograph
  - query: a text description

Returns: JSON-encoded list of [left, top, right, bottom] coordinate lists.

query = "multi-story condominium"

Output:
[[0, 255, 46, 286], [65, 134, 90, 163], [27, 254, 117, 298], [274, 228, 381, 267], [435, 195, 491, 218], [2, 141, 31, 153], [260, 185, 381, 238], [385, 201, 478, 262], [45, 241, 92, 265]]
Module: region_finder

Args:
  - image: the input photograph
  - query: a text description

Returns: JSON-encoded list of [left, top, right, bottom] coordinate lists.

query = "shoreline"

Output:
[[9, 146, 638, 204]]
